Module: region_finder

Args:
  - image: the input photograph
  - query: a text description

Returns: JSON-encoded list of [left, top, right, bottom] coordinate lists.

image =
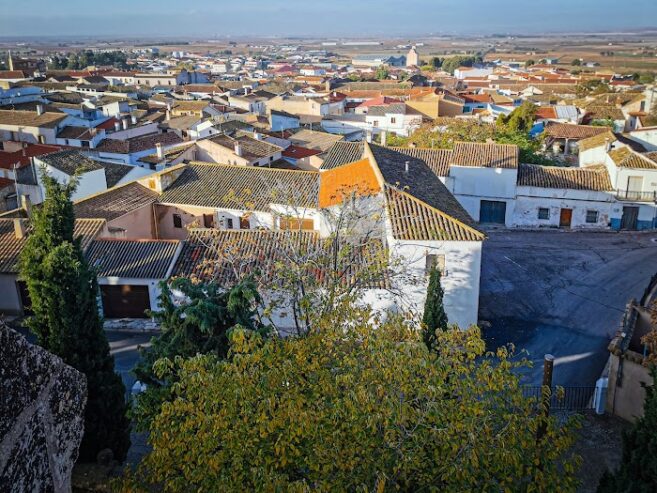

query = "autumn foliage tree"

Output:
[[121, 302, 581, 492]]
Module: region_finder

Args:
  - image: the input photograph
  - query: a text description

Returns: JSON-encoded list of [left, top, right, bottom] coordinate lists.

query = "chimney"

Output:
[[254, 132, 262, 141], [122, 118, 129, 130], [114, 120, 121, 132], [131, 114, 137, 125], [604, 138, 611, 152], [21, 142, 27, 157], [13, 219, 26, 239], [243, 87, 249, 96], [234, 141, 242, 157], [155, 142, 164, 159], [36, 104, 44, 116], [20, 194, 31, 216], [166, 109, 171, 121], [166, 101, 172, 111], [404, 160, 410, 174]]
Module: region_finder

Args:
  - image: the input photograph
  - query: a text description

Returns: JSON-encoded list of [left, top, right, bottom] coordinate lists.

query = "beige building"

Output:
[[406, 46, 419, 68]]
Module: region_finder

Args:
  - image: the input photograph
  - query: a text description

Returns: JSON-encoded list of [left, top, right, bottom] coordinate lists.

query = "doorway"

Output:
[[620, 206, 639, 230], [559, 208, 573, 228]]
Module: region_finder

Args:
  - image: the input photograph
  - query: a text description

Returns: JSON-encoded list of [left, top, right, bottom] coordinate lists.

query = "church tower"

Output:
[[406, 46, 419, 67]]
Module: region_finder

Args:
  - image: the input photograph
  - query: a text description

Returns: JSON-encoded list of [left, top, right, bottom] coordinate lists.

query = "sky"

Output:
[[1, 0, 656, 38]]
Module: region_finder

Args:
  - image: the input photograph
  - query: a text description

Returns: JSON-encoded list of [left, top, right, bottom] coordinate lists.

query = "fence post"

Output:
[[537, 354, 555, 441]]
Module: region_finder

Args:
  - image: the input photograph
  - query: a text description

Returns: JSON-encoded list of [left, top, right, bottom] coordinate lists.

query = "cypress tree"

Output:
[[597, 367, 657, 493], [422, 265, 449, 350], [19, 174, 130, 462]]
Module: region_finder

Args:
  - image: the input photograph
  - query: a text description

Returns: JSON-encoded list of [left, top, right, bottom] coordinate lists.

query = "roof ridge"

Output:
[[384, 183, 486, 241], [187, 161, 319, 175]]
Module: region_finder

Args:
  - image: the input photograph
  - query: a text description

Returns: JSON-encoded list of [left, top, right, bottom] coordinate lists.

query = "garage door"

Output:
[[100, 285, 150, 319], [479, 200, 507, 224]]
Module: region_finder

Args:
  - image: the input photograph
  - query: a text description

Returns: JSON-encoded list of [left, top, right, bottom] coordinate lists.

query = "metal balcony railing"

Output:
[[615, 189, 657, 202]]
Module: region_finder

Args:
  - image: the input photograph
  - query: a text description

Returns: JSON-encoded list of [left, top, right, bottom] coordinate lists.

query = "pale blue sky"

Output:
[[1, 0, 656, 37]]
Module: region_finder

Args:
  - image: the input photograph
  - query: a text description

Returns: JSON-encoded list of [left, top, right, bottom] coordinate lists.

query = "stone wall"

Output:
[[0, 325, 87, 492]]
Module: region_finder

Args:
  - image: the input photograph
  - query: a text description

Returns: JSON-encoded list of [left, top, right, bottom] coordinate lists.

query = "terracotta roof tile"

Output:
[[450, 142, 519, 169], [86, 239, 180, 279], [517, 163, 612, 191], [74, 182, 158, 221]]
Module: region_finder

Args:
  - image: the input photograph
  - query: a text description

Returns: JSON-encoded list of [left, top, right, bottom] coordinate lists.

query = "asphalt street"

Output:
[[479, 230, 657, 386], [107, 331, 153, 392]]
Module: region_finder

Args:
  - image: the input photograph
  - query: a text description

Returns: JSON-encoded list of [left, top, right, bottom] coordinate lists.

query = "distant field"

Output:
[[2, 32, 656, 75]]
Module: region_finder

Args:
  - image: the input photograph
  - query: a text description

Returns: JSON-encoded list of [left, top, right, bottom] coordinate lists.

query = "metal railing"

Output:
[[615, 189, 657, 202], [522, 386, 599, 412]]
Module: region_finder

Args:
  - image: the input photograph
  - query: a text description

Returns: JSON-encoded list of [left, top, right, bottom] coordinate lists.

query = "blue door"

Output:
[[479, 200, 506, 224]]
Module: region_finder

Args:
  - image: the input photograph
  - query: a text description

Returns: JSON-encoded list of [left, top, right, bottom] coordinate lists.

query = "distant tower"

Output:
[[7, 50, 13, 71], [406, 46, 419, 68]]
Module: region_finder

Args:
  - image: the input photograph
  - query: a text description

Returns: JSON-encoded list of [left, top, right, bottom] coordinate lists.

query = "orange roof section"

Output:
[[319, 158, 381, 208]]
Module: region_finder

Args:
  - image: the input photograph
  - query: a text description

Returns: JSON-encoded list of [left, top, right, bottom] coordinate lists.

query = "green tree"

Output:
[[597, 367, 657, 493], [375, 65, 389, 80], [121, 303, 581, 492], [496, 101, 538, 134], [525, 59, 536, 67], [571, 59, 581, 66], [422, 265, 448, 349], [19, 174, 130, 462], [131, 277, 270, 430]]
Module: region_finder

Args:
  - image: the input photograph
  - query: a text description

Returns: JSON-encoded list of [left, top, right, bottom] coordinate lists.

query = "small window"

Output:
[[425, 254, 446, 276], [390, 117, 397, 124], [173, 213, 182, 229], [373, 120, 379, 128], [221, 217, 234, 229], [586, 210, 599, 223], [538, 208, 550, 220], [38, 135, 45, 144], [240, 215, 250, 229]]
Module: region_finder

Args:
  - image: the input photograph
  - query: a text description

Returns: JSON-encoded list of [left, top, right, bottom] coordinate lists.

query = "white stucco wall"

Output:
[[387, 237, 482, 330], [512, 187, 615, 228], [98, 277, 163, 313], [37, 163, 108, 202]]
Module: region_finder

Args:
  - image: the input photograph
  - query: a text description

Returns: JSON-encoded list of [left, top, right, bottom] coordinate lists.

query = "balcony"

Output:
[[615, 190, 657, 202]]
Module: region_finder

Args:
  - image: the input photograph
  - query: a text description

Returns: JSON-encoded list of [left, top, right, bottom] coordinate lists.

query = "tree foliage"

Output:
[[375, 65, 389, 80], [597, 367, 657, 493], [121, 303, 581, 492], [393, 102, 558, 165], [422, 265, 449, 350], [19, 174, 130, 462], [49, 50, 128, 70], [131, 277, 269, 430]]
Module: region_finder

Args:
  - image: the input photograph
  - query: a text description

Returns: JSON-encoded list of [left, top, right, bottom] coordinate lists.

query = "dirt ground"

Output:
[[573, 412, 629, 493]]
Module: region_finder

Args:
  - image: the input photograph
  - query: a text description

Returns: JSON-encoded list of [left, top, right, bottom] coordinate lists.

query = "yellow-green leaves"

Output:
[[127, 302, 580, 492]]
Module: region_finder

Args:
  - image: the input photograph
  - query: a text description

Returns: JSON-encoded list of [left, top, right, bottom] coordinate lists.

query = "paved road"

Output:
[[107, 331, 153, 392], [479, 230, 657, 386]]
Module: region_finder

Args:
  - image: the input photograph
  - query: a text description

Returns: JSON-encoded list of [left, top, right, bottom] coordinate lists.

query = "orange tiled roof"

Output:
[[319, 158, 381, 208]]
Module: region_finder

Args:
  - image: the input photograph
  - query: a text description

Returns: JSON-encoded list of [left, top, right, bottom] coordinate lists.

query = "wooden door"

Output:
[[559, 208, 573, 228], [100, 285, 150, 318], [621, 206, 639, 230]]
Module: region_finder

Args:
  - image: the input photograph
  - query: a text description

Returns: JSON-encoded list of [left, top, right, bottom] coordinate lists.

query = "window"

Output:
[[240, 215, 250, 229], [220, 217, 234, 229], [173, 214, 182, 229], [538, 208, 550, 220], [390, 117, 397, 124], [586, 210, 599, 223], [37, 135, 45, 144], [425, 254, 446, 276], [373, 120, 379, 128]]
